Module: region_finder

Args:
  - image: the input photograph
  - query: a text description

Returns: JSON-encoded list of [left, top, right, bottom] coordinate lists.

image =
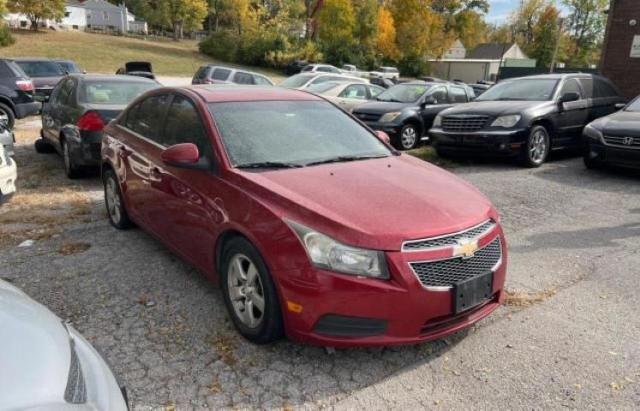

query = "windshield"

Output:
[[279, 74, 315, 88], [625, 97, 640, 112], [79, 80, 158, 105], [209, 100, 391, 167], [57, 61, 81, 73], [15, 61, 64, 77], [306, 82, 340, 94], [476, 79, 559, 101], [376, 84, 430, 103]]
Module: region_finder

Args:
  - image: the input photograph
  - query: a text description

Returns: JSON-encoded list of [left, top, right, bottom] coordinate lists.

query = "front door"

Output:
[[420, 86, 452, 132], [555, 78, 589, 147]]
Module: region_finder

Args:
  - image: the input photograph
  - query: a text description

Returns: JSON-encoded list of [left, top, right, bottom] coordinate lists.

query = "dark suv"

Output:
[[352, 81, 475, 150], [12, 58, 67, 103], [429, 73, 626, 167], [0, 58, 40, 129]]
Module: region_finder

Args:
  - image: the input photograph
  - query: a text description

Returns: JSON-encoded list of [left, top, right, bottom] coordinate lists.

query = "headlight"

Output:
[[379, 112, 402, 123], [491, 115, 521, 128], [433, 114, 442, 127], [287, 220, 389, 279], [583, 123, 603, 141]]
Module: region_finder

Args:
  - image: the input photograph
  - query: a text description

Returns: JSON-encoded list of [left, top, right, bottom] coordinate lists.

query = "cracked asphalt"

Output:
[[1, 119, 639, 410]]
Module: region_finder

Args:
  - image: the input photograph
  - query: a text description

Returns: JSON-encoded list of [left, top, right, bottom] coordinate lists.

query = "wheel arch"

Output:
[[0, 95, 16, 114], [530, 118, 555, 139]]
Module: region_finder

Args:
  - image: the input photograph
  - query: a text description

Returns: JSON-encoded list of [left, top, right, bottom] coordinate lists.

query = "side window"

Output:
[[301, 66, 313, 72], [195, 66, 211, 80], [339, 84, 367, 100], [55, 79, 75, 105], [253, 75, 272, 86], [211, 68, 231, 81], [233, 72, 254, 85], [369, 85, 384, 98], [559, 79, 582, 98], [163, 95, 211, 158], [578, 78, 594, 99], [428, 87, 448, 104], [449, 86, 468, 103], [310, 76, 329, 85], [123, 102, 140, 129], [131, 94, 170, 142], [594, 78, 619, 98], [0, 61, 11, 77]]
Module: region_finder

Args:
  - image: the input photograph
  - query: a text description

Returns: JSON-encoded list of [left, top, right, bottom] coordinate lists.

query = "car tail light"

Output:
[[77, 111, 105, 132], [16, 80, 34, 92]]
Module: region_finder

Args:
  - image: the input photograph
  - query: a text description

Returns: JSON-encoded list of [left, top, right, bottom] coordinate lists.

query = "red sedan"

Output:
[[101, 86, 507, 347]]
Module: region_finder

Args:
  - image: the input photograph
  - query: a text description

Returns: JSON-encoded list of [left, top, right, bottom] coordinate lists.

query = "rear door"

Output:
[[581, 77, 625, 121], [555, 78, 589, 146], [42, 78, 74, 150]]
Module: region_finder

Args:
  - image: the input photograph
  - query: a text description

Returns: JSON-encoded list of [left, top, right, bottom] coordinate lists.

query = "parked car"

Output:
[[12, 57, 66, 102], [101, 86, 507, 346], [37, 74, 159, 178], [0, 58, 40, 130], [300, 63, 341, 74], [370, 66, 400, 81], [341, 64, 357, 72], [0, 119, 15, 155], [468, 81, 494, 96], [583, 94, 640, 169], [369, 76, 396, 89], [55, 59, 85, 74], [352, 81, 475, 150], [284, 59, 309, 76], [279, 73, 368, 90], [0, 278, 128, 410], [0, 144, 16, 204], [307, 81, 385, 111], [116, 61, 155, 80], [192, 65, 274, 86], [430, 73, 626, 167]]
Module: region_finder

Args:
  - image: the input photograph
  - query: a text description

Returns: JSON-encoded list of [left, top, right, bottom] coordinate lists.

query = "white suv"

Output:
[[370, 66, 400, 81]]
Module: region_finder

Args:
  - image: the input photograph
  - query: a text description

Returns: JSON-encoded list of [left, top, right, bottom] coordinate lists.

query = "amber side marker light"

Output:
[[287, 301, 303, 313]]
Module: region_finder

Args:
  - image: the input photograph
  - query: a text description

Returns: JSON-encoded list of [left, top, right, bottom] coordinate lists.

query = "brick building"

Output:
[[600, 0, 640, 99]]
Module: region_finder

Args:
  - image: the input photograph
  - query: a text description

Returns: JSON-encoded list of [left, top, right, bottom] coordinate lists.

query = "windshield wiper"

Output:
[[305, 155, 388, 167], [236, 161, 303, 169]]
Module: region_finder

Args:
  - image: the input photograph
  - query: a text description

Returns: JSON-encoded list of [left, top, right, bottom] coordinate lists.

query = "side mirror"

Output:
[[559, 92, 580, 104], [375, 130, 390, 144], [614, 102, 626, 110], [161, 143, 209, 169]]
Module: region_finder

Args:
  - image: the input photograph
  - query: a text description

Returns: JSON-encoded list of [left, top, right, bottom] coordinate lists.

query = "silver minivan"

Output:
[[192, 65, 274, 86]]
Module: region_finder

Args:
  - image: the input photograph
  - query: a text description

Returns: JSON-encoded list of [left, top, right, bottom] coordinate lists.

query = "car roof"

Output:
[[68, 73, 158, 83], [10, 57, 55, 62], [187, 85, 323, 103], [505, 73, 602, 82], [202, 64, 267, 76]]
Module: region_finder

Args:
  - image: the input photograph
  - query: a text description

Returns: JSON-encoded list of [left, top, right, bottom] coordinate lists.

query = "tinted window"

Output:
[[449, 86, 468, 103], [79, 80, 157, 105], [209, 100, 391, 166], [233, 72, 254, 85], [15, 61, 64, 77], [594, 78, 618, 98], [578, 78, 594, 99], [301, 66, 313, 72], [339, 84, 367, 99], [253, 75, 273, 86], [0, 61, 12, 77], [211, 68, 231, 81], [164, 95, 211, 157], [476, 79, 559, 101], [318, 66, 333, 72], [559, 79, 582, 98], [130, 94, 170, 142], [57, 61, 81, 73], [55, 79, 75, 105], [195, 66, 211, 80], [428, 86, 448, 104]]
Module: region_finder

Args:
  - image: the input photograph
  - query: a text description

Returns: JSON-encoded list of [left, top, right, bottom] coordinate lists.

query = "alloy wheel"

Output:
[[227, 254, 266, 329], [529, 129, 547, 164], [105, 176, 122, 225], [401, 126, 417, 150]]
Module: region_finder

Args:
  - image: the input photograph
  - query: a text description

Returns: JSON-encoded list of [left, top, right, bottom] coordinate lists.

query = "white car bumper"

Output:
[[0, 155, 16, 201]]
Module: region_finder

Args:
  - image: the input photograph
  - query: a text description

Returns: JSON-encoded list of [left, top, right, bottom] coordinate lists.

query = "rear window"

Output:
[[15, 61, 64, 77], [195, 66, 211, 80], [79, 80, 158, 105], [233, 71, 254, 85], [57, 61, 81, 74], [253, 75, 273, 86], [212, 68, 231, 81]]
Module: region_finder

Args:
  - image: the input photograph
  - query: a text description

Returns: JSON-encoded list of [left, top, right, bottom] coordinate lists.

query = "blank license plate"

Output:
[[453, 272, 493, 314]]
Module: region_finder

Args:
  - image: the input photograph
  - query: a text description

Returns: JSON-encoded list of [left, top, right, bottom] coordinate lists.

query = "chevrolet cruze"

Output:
[[101, 86, 507, 346]]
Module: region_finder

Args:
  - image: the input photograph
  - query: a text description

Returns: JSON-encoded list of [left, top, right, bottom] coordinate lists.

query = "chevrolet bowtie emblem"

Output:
[[454, 238, 478, 259]]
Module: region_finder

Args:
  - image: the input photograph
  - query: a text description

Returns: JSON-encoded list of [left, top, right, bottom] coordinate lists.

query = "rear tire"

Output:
[[62, 139, 82, 179], [0, 103, 15, 130], [34, 138, 55, 153], [520, 125, 550, 168], [103, 168, 133, 229], [220, 237, 284, 344]]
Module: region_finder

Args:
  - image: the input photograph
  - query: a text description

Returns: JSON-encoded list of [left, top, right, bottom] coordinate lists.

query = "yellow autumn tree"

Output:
[[376, 6, 399, 61], [317, 0, 357, 63]]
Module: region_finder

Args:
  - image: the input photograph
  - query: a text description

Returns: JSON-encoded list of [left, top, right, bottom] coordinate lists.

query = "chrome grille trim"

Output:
[[402, 219, 495, 252], [441, 115, 490, 132], [409, 237, 502, 290], [603, 135, 640, 150]]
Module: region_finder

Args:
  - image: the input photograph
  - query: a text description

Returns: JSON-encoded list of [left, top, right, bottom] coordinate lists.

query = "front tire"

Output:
[[220, 237, 284, 344], [103, 168, 133, 229], [0, 103, 15, 130], [395, 123, 420, 150], [583, 144, 601, 169], [520, 125, 550, 168]]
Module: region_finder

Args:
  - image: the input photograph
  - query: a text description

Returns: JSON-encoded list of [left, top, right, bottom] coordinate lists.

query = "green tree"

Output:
[[510, 0, 547, 45], [454, 10, 488, 51], [317, 0, 356, 64], [7, 0, 65, 31], [562, 0, 608, 66], [154, 0, 208, 39], [528, 4, 561, 68]]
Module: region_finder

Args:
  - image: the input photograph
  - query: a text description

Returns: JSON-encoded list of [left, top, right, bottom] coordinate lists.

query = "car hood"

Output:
[[592, 110, 640, 136], [353, 101, 414, 115], [440, 100, 550, 117], [31, 76, 64, 89], [237, 155, 495, 250], [0, 279, 71, 409]]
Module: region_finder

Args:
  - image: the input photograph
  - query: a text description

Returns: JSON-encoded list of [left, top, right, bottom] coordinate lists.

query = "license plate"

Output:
[[453, 272, 493, 314]]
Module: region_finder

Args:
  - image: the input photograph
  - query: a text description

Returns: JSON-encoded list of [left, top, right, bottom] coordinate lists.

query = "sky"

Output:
[[486, 0, 569, 25]]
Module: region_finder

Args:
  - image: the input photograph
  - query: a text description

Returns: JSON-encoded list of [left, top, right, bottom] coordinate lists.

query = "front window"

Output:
[[57, 61, 80, 73], [375, 84, 430, 103], [279, 74, 315, 88], [15, 61, 64, 77], [625, 97, 640, 112], [476, 79, 559, 101], [307, 82, 340, 94], [209, 100, 391, 167], [79, 80, 157, 105]]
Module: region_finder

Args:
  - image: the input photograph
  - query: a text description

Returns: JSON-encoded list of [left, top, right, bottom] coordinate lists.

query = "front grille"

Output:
[[403, 220, 495, 251], [353, 112, 381, 122], [442, 115, 489, 132], [603, 135, 640, 149], [410, 237, 502, 288]]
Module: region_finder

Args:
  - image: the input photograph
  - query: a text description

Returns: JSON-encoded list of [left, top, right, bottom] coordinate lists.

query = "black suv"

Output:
[[430, 73, 626, 167], [352, 81, 475, 150], [0, 58, 40, 129]]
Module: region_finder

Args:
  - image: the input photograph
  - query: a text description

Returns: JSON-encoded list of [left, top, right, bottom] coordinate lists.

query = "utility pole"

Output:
[[550, 17, 564, 73]]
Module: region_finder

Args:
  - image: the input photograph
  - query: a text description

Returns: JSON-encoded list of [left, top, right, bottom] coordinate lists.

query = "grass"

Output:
[[0, 30, 283, 79], [408, 145, 456, 168]]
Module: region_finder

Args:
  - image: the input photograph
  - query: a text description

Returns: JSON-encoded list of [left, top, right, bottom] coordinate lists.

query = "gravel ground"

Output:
[[1, 119, 639, 410]]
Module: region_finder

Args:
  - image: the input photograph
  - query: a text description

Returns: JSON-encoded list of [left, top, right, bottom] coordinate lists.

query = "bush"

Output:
[[198, 30, 239, 63], [264, 41, 323, 68], [0, 24, 15, 48], [398, 56, 429, 77]]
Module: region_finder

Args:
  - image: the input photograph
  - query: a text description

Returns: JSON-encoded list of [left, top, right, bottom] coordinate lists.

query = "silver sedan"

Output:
[[307, 81, 385, 111]]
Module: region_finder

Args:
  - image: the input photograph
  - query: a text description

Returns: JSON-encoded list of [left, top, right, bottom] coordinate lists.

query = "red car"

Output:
[[101, 86, 507, 347]]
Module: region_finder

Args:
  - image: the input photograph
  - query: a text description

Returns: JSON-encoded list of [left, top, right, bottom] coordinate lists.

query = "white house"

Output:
[[443, 39, 466, 59]]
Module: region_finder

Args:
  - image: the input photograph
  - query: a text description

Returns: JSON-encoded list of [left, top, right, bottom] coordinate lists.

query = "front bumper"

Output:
[[430, 128, 529, 155], [585, 139, 640, 169], [0, 157, 17, 199], [277, 225, 507, 347]]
